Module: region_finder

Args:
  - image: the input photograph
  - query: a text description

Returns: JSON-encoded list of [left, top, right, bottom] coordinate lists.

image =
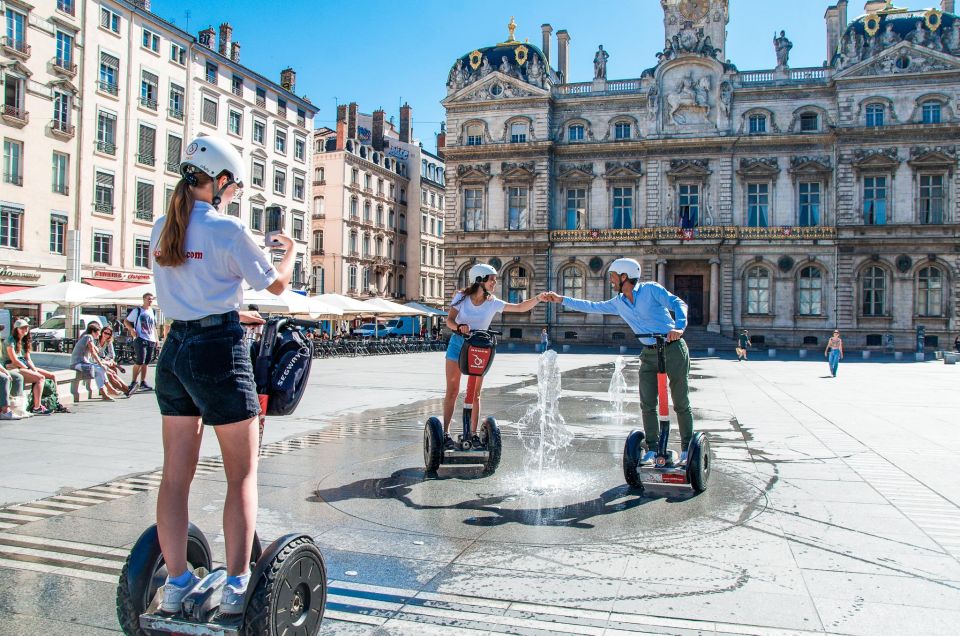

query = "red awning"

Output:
[[0, 284, 32, 294], [82, 278, 147, 291]]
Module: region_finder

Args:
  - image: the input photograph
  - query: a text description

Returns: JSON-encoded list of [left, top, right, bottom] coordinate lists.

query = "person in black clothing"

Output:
[[954, 334, 960, 353], [736, 330, 751, 361]]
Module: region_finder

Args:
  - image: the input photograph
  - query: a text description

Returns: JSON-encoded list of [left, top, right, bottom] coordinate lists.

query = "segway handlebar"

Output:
[[285, 318, 323, 330]]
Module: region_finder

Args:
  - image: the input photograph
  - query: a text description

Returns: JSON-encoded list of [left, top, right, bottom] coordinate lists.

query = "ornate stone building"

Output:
[[441, 1, 960, 351]]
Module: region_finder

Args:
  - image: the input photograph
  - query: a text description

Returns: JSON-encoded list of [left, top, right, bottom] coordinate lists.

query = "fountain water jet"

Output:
[[608, 355, 629, 419]]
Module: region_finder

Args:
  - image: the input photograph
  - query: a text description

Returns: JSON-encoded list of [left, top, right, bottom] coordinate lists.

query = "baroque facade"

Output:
[[441, 0, 960, 351]]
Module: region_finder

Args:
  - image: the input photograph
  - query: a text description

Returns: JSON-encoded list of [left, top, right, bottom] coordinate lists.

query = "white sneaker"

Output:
[[0, 411, 17, 420], [160, 573, 200, 613], [641, 451, 656, 464], [219, 582, 247, 615]]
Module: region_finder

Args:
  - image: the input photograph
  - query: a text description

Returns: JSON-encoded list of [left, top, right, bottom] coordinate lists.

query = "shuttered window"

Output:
[[137, 125, 156, 165], [95, 171, 114, 212], [202, 98, 218, 126], [166, 134, 182, 172], [136, 181, 154, 219]]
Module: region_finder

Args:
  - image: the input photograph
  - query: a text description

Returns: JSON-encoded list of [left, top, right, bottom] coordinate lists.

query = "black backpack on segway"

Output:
[[116, 317, 326, 636], [423, 329, 503, 475]]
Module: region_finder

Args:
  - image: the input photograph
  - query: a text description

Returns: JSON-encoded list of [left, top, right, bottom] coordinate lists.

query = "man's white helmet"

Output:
[[180, 136, 246, 188], [609, 258, 642, 280], [469, 263, 498, 283]]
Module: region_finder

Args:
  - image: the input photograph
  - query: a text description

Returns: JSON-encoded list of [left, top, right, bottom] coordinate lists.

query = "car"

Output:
[[353, 317, 423, 338], [30, 314, 108, 348]]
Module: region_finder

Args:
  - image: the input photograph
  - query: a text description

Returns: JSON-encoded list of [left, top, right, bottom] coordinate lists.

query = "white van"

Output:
[[30, 314, 108, 346]]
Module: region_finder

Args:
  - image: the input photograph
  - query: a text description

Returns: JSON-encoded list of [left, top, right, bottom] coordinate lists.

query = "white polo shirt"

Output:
[[450, 292, 507, 331], [151, 201, 278, 321]]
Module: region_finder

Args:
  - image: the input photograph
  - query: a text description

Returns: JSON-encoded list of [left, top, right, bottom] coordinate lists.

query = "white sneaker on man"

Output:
[[160, 573, 200, 613]]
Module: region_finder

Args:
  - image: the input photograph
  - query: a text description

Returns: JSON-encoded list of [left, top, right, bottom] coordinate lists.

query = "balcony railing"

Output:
[[312, 180, 325, 186], [232, 84, 243, 97], [1, 36, 30, 58], [96, 140, 117, 155], [297, 116, 306, 127], [139, 96, 158, 110], [57, 0, 76, 15], [137, 154, 155, 166], [135, 210, 154, 221], [51, 119, 75, 137], [166, 161, 180, 172], [53, 58, 77, 76], [3, 173, 23, 186], [53, 182, 68, 195], [168, 107, 184, 120], [2, 105, 28, 125], [276, 105, 285, 117], [94, 202, 114, 214], [312, 212, 325, 220], [98, 81, 119, 96], [549, 225, 838, 242], [256, 95, 266, 108]]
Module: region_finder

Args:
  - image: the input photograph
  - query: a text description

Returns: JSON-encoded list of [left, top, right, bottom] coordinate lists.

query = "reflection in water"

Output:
[[515, 351, 574, 493], [607, 355, 629, 419]]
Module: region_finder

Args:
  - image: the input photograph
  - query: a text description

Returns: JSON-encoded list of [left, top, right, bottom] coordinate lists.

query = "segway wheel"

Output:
[[116, 523, 212, 635], [687, 432, 712, 493], [481, 417, 502, 476], [423, 417, 444, 474], [244, 536, 327, 635], [622, 430, 645, 490]]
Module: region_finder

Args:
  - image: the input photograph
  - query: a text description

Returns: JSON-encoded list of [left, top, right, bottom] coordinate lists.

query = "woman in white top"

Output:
[[151, 136, 295, 615], [443, 263, 545, 448]]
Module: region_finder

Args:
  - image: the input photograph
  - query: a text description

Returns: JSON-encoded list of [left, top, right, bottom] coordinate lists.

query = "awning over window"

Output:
[[0, 284, 32, 295], [81, 278, 146, 291]]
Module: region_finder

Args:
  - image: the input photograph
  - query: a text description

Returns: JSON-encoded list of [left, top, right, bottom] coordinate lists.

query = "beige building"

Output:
[[441, 1, 960, 352], [1, 0, 317, 322]]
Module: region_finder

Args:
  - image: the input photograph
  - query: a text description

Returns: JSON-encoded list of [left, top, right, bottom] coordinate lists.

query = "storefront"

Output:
[[0, 265, 43, 326], [82, 270, 153, 325]]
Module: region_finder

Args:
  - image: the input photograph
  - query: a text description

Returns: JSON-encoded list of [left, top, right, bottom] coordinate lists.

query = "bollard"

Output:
[[562, 344, 571, 353], [707, 347, 715, 356], [945, 354, 957, 365], [935, 350, 943, 360], [894, 351, 903, 361], [768, 348, 777, 358], [619, 345, 628, 354], [799, 349, 807, 358], [915, 352, 924, 361], [862, 350, 870, 360]]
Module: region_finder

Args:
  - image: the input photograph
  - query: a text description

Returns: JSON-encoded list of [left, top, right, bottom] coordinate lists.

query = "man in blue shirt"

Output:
[[544, 258, 693, 462]]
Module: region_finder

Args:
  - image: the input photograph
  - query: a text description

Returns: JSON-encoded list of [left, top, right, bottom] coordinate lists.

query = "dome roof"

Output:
[[446, 19, 556, 92], [842, 7, 956, 41], [453, 42, 549, 77]]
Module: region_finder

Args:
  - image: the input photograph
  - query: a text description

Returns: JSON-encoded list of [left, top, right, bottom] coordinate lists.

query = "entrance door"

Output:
[[672, 275, 704, 325]]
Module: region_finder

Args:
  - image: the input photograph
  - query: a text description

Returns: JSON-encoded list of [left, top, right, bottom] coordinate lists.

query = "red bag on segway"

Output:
[[458, 331, 497, 377]]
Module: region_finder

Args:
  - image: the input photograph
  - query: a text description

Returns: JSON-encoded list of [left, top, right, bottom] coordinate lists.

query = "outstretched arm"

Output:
[[502, 295, 542, 314], [551, 293, 621, 316]]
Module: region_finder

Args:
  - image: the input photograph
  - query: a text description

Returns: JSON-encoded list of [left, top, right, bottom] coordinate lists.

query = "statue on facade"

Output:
[[774, 31, 793, 68], [658, 38, 676, 62], [479, 56, 493, 77], [448, 59, 467, 89], [879, 23, 899, 49], [908, 20, 930, 48], [695, 76, 712, 107], [946, 21, 960, 52], [647, 83, 659, 120], [527, 53, 544, 87], [593, 45, 609, 80], [499, 55, 513, 76], [719, 81, 733, 119], [668, 74, 711, 125]]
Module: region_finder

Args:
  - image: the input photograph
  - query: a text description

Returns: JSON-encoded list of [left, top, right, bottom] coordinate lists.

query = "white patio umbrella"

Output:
[[89, 283, 158, 307], [312, 293, 370, 315], [0, 280, 108, 305], [243, 287, 316, 315], [305, 296, 345, 318], [361, 298, 428, 316]]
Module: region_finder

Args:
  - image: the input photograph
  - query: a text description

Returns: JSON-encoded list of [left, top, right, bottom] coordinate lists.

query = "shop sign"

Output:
[[92, 270, 152, 282], [0, 266, 41, 281]]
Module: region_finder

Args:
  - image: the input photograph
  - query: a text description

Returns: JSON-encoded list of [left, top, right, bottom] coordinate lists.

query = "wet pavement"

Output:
[[0, 351, 959, 634]]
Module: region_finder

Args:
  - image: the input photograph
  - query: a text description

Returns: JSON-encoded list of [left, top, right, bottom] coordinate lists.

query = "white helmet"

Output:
[[181, 136, 246, 189], [469, 263, 498, 283], [609, 258, 642, 280]]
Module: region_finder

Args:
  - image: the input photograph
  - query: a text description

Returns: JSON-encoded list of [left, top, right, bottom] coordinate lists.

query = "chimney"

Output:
[[230, 41, 240, 62], [347, 102, 358, 140], [943, 0, 955, 13], [372, 109, 385, 151], [131, 0, 152, 10], [336, 104, 347, 150], [556, 30, 570, 84], [280, 67, 296, 92], [218, 23, 232, 56], [838, 0, 847, 27], [199, 27, 215, 50], [541, 24, 553, 68], [825, 5, 840, 63], [863, 1, 886, 13], [399, 102, 412, 143], [436, 122, 446, 159]]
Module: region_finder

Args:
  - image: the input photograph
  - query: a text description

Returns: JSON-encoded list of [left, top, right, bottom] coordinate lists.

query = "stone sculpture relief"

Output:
[[667, 73, 713, 125]]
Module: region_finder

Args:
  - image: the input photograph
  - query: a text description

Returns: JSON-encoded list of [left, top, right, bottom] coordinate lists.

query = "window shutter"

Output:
[[138, 125, 155, 158], [167, 135, 182, 168], [96, 171, 114, 187], [100, 52, 119, 69], [203, 99, 217, 124], [137, 182, 153, 212]]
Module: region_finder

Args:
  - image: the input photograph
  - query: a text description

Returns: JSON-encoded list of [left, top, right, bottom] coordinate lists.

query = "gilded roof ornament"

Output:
[[498, 16, 523, 47]]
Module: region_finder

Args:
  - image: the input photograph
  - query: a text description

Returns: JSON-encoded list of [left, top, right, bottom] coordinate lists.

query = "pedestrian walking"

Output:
[[540, 327, 550, 353], [825, 329, 844, 377], [124, 292, 158, 395], [736, 329, 750, 361], [954, 334, 960, 353]]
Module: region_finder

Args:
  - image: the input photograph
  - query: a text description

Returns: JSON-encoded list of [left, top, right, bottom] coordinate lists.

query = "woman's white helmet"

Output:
[[609, 258, 642, 281], [180, 136, 246, 188], [469, 263, 498, 283]]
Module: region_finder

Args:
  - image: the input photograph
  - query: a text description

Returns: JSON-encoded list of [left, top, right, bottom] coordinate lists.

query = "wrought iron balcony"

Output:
[[51, 119, 75, 138], [53, 182, 69, 195], [53, 58, 77, 76], [297, 116, 306, 127], [168, 107, 184, 120], [232, 84, 243, 97], [256, 96, 266, 108], [96, 140, 117, 155], [1, 36, 29, 58], [137, 154, 155, 166], [1, 105, 28, 126], [135, 210, 154, 222], [97, 81, 118, 96], [94, 202, 114, 214], [312, 212, 325, 220], [3, 173, 23, 186], [139, 96, 158, 110]]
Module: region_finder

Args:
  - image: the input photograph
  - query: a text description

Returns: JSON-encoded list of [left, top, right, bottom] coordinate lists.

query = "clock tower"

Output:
[[661, 0, 729, 60]]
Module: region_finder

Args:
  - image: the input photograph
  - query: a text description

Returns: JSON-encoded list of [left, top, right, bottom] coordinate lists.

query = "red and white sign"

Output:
[[92, 270, 152, 282]]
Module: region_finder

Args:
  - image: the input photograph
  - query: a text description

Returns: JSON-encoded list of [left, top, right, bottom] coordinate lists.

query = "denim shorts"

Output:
[[155, 311, 260, 426], [445, 333, 464, 362], [133, 337, 157, 365]]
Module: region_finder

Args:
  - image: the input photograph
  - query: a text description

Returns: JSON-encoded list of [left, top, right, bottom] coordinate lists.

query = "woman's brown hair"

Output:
[[155, 171, 214, 267], [451, 281, 490, 307]]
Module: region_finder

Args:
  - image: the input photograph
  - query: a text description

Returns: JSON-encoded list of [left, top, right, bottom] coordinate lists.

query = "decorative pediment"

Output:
[[666, 159, 711, 180], [248, 193, 267, 205], [737, 158, 779, 178], [456, 163, 492, 182], [789, 156, 833, 179], [852, 148, 900, 171], [908, 145, 957, 170], [250, 147, 268, 160], [604, 161, 643, 179], [1, 60, 32, 78], [445, 74, 546, 105], [500, 161, 536, 180], [557, 163, 595, 181], [836, 42, 960, 80], [48, 78, 78, 94]]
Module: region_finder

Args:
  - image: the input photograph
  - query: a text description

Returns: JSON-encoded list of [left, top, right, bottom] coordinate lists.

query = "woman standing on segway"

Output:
[[443, 263, 545, 448], [151, 136, 294, 616]]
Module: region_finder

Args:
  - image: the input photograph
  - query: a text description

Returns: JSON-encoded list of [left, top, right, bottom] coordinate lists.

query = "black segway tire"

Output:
[[687, 432, 711, 493], [622, 430, 645, 490], [244, 536, 327, 635], [424, 417, 444, 473], [116, 523, 212, 635], [481, 417, 502, 475]]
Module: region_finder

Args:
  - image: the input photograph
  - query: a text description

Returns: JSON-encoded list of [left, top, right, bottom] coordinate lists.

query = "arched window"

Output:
[[921, 101, 941, 124], [363, 200, 371, 222], [348, 231, 357, 254], [362, 233, 370, 257], [746, 266, 770, 314], [388, 208, 395, 227], [313, 196, 324, 216], [561, 266, 584, 300], [349, 196, 358, 218], [375, 237, 383, 256], [421, 159, 427, 177], [314, 167, 324, 182], [799, 112, 819, 132], [376, 204, 383, 226], [361, 267, 370, 291], [465, 122, 483, 146], [866, 103, 884, 127], [398, 213, 406, 231], [861, 266, 887, 316], [749, 114, 767, 134], [917, 266, 943, 317], [348, 265, 357, 291], [613, 121, 631, 140], [568, 124, 585, 141], [312, 230, 323, 253], [506, 266, 529, 303], [798, 266, 822, 316], [398, 274, 405, 295]]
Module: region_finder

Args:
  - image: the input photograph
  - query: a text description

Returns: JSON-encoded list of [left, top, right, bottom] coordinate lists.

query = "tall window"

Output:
[[614, 122, 631, 140], [50, 215, 67, 254], [94, 171, 114, 212], [510, 122, 527, 143], [135, 181, 154, 220], [376, 205, 383, 226], [295, 137, 305, 161], [273, 169, 285, 195], [560, 187, 586, 230], [52, 152, 69, 194], [916, 267, 943, 317], [201, 98, 218, 126], [135, 239, 151, 268], [93, 232, 112, 264], [253, 119, 265, 144], [507, 266, 529, 304], [96, 111, 117, 153], [746, 267, 770, 314], [363, 201, 371, 222], [251, 161, 264, 188], [169, 83, 184, 119], [292, 214, 304, 240], [798, 182, 820, 226], [312, 230, 323, 253], [463, 188, 483, 231], [140, 71, 158, 109], [348, 265, 357, 290], [349, 231, 357, 254], [861, 266, 886, 316], [205, 61, 218, 84], [919, 174, 944, 224], [561, 266, 584, 300], [137, 124, 156, 165], [55, 31, 74, 68], [568, 124, 584, 141], [749, 114, 767, 134], [0, 206, 22, 249], [4, 75, 24, 116], [228, 109, 242, 136], [99, 52, 119, 94], [507, 186, 528, 230], [678, 184, 699, 227], [612, 186, 633, 229], [293, 175, 305, 201], [747, 183, 769, 227], [921, 101, 942, 124], [349, 197, 358, 218], [798, 267, 822, 315], [100, 7, 120, 32], [863, 176, 887, 225], [275, 129, 286, 154], [314, 196, 325, 216], [5, 9, 25, 50], [250, 205, 263, 232], [3, 139, 23, 185], [170, 43, 186, 65], [362, 233, 370, 257], [141, 28, 159, 52], [466, 123, 483, 146], [361, 267, 369, 291], [166, 134, 182, 173], [53, 91, 71, 130], [865, 104, 884, 127]]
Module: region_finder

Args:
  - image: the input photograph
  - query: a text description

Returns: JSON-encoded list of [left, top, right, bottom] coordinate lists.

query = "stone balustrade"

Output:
[[549, 226, 837, 242]]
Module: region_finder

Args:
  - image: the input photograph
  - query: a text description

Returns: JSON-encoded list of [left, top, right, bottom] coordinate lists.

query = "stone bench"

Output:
[[15, 353, 101, 407], [944, 352, 959, 365]]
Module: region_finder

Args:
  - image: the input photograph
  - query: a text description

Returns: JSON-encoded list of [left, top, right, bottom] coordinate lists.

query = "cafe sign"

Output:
[[0, 266, 41, 281], [92, 270, 152, 282]]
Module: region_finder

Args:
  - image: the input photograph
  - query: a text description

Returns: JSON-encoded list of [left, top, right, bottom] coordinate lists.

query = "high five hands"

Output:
[[537, 291, 563, 303]]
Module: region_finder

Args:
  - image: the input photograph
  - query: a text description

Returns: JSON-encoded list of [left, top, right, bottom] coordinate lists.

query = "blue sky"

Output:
[[149, 0, 943, 151]]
